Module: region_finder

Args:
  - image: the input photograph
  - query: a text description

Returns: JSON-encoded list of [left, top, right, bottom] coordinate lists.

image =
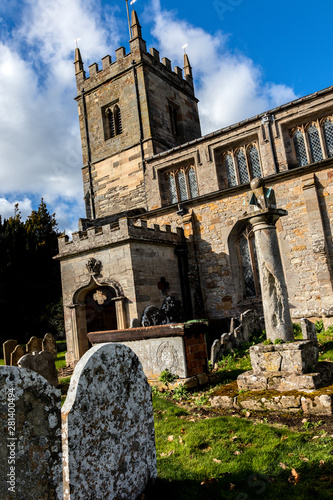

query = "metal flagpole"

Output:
[[125, 0, 132, 39]]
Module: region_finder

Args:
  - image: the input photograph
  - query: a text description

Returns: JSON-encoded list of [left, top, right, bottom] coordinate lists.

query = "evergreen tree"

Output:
[[0, 200, 64, 344]]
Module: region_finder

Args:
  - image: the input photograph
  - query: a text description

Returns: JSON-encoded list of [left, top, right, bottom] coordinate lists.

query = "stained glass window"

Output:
[[167, 175, 177, 204], [293, 130, 308, 166], [237, 149, 249, 184], [323, 119, 333, 158], [308, 124, 323, 162], [248, 146, 262, 178], [188, 167, 198, 198], [177, 170, 188, 201], [225, 153, 237, 187]]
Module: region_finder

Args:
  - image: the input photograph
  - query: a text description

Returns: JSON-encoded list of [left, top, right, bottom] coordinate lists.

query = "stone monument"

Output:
[[237, 178, 328, 392]]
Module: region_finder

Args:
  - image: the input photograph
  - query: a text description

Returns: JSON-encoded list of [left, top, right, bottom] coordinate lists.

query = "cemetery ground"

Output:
[[2, 327, 333, 499]]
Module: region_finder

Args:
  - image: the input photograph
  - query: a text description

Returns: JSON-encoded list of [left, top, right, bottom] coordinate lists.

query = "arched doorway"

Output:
[[85, 286, 118, 333]]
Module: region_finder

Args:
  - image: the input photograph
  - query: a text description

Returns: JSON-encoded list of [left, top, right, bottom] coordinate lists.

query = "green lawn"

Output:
[[146, 396, 333, 500]]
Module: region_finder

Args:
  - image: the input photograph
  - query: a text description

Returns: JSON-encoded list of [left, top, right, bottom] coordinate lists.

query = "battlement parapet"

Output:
[[56, 218, 184, 258], [76, 45, 194, 95]]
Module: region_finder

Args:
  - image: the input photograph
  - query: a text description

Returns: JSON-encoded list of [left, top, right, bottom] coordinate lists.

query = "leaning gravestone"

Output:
[[0, 366, 62, 499], [141, 305, 160, 326], [62, 343, 157, 499], [26, 336, 43, 353], [18, 351, 59, 387], [3, 340, 17, 366], [160, 295, 183, 324], [10, 345, 25, 367], [42, 333, 58, 357]]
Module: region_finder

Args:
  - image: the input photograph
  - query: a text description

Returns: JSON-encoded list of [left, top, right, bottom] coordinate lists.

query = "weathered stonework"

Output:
[[0, 366, 62, 499], [62, 343, 157, 499]]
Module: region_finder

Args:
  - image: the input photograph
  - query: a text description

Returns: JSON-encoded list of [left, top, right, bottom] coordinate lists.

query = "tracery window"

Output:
[[291, 117, 333, 166], [103, 103, 122, 140], [238, 226, 260, 298], [223, 143, 262, 188], [165, 165, 199, 204]]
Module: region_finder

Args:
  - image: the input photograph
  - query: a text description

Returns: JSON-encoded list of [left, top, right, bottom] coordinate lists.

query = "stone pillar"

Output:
[[114, 297, 127, 329], [249, 211, 294, 342]]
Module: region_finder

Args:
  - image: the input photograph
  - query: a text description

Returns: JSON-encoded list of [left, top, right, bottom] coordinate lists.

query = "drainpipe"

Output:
[[262, 114, 279, 174], [81, 88, 96, 220]]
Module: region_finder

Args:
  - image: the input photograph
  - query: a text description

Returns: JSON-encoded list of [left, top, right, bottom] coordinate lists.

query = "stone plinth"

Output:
[[87, 322, 209, 379], [236, 340, 332, 392]]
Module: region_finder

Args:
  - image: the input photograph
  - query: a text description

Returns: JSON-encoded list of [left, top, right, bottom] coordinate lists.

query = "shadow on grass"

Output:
[[144, 464, 333, 500]]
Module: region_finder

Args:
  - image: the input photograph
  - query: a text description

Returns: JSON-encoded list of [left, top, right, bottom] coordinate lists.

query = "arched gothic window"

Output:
[[238, 226, 260, 298], [323, 118, 333, 158], [223, 143, 262, 188], [165, 165, 199, 205], [293, 129, 308, 166], [103, 103, 123, 140], [307, 124, 323, 162]]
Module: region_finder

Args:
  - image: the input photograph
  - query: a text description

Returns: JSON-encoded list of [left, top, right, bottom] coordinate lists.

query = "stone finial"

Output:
[[131, 10, 142, 39], [184, 53, 193, 79], [249, 177, 277, 211], [74, 47, 84, 75]]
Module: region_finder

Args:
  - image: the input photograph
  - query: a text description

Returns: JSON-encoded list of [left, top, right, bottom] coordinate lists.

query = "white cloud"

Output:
[[0, 197, 33, 220], [150, 0, 298, 134]]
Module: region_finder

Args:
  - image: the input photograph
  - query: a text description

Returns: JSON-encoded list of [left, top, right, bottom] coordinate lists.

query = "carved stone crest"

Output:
[[86, 258, 101, 275]]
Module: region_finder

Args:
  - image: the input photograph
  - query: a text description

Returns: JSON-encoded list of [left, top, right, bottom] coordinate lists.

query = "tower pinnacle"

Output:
[[131, 10, 142, 39], [74, 47, 84, 75]]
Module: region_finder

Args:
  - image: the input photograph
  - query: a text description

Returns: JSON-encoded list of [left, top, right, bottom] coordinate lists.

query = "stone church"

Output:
[[56, 11, 333, 367]]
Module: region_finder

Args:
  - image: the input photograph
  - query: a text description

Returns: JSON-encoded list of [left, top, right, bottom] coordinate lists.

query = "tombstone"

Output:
[[0, 366, 62, 499], [62, 343, 157, 499], [18, 351, 59, 387], [141, 305, 160, 327], [3, 340, 17, 366], [10, 345, 25, 367], [130, 318, 140, 328], [301, 318, 318, 343], [26, 336, 43, 353], [240, 309, 261, 342], [160, 295, 183, 324], [42, 333, 57, 357], [210, 339, 221, 365]]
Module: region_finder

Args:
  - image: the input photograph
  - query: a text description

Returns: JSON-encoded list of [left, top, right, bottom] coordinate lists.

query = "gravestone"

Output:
[[141, 305, 160, 326], [10, 345, 25, 367], [43, 333, 57, 357], [18, 351, 59, 387], [160, 295, 182, 324], [3, 340, 17, 366], [62, 343, 157, 499], [0, 366, 62, 499], [210, 339, 221, 365], [26, 336, 43, 353], [301, 318, 318, 343]]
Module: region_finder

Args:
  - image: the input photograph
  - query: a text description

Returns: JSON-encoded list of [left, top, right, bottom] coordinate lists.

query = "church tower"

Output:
[[75, 10, 201, 222]]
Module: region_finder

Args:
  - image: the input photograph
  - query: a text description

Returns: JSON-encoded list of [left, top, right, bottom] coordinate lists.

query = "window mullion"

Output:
[[303, 125, 313, 164], [318, 119, 328, 159], [233, 151, 241, 185]]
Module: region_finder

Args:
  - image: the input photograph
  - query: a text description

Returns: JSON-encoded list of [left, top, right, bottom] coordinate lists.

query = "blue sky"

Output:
[[0, 0, 332, 232]]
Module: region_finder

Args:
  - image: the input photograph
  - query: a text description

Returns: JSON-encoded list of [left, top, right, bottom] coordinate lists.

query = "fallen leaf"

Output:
[[300, 456, 309, 462], [312, 436, 320, 439], [162, 411, 167, 414], [189, 418, 196, 422], [201, 478, 218, 487], [167, 450, 175, 456], [180, 429, 186, 434], [288, 468, 301, 485], [234, 451, 241, 456], [245, 443, 252, 448], [245, 411, 251, 417], [179, 436, 184, 444], [288, 453, 294, 457], [203, 446, 212, 453], [281, 436, 288, 441], [213, 458, 221, 463], [301, 418, 308, 423], [320, 432, 327, 438], [279, 462, 288, 470], [168, 435, 174, 442], [230, 483, 236, 491], [319, 460, 325, 468]]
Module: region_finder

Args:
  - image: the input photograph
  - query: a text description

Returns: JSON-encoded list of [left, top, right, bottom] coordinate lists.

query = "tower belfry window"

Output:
[[169, 104, 180, 137], [103, 103, 122, 140]]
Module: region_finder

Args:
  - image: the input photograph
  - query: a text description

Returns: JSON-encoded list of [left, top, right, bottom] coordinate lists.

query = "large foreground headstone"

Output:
[[0, 366, 62, 499], [62, 343, 157, 499]]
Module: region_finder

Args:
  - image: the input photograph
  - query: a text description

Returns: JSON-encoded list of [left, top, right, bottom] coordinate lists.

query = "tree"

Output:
[[0, 200, 64, 344]]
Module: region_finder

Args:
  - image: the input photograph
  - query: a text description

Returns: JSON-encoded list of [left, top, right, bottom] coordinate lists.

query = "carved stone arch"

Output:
[[68, 275, 127, 365]]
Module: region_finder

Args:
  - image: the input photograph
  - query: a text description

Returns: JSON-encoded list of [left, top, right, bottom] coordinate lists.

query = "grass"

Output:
[[146, 396, 333, 500], [55, 350, 66, 370]]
